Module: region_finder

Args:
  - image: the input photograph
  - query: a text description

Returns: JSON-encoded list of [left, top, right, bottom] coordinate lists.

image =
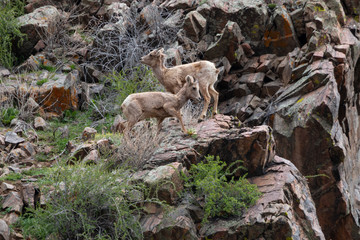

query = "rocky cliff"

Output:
[[1, 0, 360, 239]]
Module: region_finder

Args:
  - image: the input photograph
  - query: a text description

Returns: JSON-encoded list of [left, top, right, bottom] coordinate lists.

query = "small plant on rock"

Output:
[[36, 78, 48, 86], [184, 155, 261, 223], [1, 107, 19, 125]]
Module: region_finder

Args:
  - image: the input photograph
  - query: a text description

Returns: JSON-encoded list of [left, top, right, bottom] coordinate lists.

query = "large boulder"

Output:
[[29, 72, 79, 117], [197, 0, 269, 52], [183, 11, 207, 42], [200, 156, 325, 240], [204, 21, 244, 64], [16, 5, 61, 58], [146, 115, 274, 178], [0, 219, 10, 240]]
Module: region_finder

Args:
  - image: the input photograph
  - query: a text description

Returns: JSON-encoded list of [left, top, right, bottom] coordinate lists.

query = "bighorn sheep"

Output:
[[121, 75, 201, 135], [140, 48, 220, 120]]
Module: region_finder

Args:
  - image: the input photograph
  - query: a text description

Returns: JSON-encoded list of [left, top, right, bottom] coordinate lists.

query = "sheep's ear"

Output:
[[159, 48, 164, 53], [186, 75, 192, 84]]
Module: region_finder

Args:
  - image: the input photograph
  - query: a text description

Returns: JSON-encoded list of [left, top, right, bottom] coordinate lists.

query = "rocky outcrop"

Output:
[[16, 5, 61, 59], [139, 115, 325, 239], [201, 156, 325, 240]]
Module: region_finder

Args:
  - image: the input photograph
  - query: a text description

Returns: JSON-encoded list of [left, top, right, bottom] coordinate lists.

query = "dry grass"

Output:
[[88, 5, 180, 73], [109, 121, 165, 170]]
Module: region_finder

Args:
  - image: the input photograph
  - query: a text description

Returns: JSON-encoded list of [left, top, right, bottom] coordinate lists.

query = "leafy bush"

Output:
[[1, 107, 19, 125], [0, 0, 26, 68], [20, 163, 152, 240], [184, 155, 262, 223]]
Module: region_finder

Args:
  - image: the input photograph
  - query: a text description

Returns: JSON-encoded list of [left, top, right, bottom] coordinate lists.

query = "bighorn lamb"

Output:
[[121, 75, 201, 134], [140, 48, 220, 120]]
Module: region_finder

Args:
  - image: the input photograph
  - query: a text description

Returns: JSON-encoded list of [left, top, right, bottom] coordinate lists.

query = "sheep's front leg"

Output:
[[156, 117, 165, 135], [165, 107, 187, 133]]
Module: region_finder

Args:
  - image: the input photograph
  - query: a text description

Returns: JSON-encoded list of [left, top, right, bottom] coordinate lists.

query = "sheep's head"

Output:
[[140, 48, 165, 67], [184, 75, 201, 103]]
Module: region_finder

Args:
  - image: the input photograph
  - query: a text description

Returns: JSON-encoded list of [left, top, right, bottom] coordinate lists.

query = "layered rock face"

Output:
[[138, 116, 325, 239]]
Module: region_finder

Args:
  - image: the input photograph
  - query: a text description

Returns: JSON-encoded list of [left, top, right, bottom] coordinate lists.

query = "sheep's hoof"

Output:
[[197, 118, 204, 123]]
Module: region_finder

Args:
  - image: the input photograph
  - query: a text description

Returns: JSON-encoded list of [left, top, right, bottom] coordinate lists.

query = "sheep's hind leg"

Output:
[[199, 87, 211, 122], [209, 85, 219, 117]]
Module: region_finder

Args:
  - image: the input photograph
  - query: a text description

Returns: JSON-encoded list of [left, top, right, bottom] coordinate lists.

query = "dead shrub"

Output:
[[109, 121, 165, 170]]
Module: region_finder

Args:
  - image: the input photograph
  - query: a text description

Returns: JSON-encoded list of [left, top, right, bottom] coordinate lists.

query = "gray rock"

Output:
[[82, 127, 97, 141], [4, 132, 25, 145], [16, 6, 61, 58], [2, 192, 23, 214], [204, 21, 244, 64], [34, 117, 47, 130], [0, 219, 10, 240], [1, 182, 15, 192]]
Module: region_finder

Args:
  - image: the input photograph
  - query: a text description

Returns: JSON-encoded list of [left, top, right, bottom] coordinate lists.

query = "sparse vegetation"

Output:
[[89, 6, 180, 73], [183, 155, 261, 223], [39, 64, 57, 72], [0, 0, 26, 68], [20, 163, 156, 240], [109, 121, 164, 170], [107, 66, 163, 105], [0, 172, 23, 181]]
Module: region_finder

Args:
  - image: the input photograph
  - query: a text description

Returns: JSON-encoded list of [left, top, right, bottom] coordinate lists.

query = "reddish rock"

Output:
[[145, 207, 198, 240], [200, 156, 325, 240], [30, 72, 79, 116], [334, 44, 350, 54], [241, 42, 255, 57], [334, 51, 346, 63], [264, 6, 300, 56]]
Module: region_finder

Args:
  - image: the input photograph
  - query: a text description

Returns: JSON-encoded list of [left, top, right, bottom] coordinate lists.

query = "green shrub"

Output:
[[184, 155, 262, 223], [0, 172, 22, 181], [40, 64, 57, 72], [106, 66, 162, 105], [36, 78, 48, 86], [0, 0, 26, 68], [1, 107, 19, 125], [20, 163, 151, 240]]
